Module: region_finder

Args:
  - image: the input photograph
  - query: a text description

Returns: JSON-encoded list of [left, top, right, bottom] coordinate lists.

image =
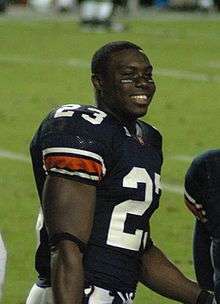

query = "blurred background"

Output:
[[0, 1, 219, 303], [0, 0, 220, 20]]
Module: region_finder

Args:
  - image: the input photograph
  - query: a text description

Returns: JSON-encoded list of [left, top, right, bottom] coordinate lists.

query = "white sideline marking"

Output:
[[156, 68, 220, 82], [0, 55, 90, 68], [207, 62, 220, 69], [1, 55, 220, 83], [0, 148, 184, 195], [0, 149, 30, 163], [169, 155, 193, 162], [162, 182, 183, 195]]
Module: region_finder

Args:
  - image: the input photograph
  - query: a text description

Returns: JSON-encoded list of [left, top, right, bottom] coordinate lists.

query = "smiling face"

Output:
[[93, 48, 156, 121]]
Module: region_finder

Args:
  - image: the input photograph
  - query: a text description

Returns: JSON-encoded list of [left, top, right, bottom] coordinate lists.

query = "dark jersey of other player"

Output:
[[30, 104, 163, 292], [184, 149, 220, 238]]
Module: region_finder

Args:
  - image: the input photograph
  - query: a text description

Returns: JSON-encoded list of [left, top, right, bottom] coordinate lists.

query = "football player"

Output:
[[184, 149, 220, 303], [26, 41, 215, 304]]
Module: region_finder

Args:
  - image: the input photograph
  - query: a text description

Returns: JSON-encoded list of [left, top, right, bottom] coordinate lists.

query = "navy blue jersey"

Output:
[[184, 149, 220, 238], [30, 104, 163, 291]]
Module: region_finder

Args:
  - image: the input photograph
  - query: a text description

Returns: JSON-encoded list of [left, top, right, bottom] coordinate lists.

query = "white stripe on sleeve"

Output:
[[42, 147, 106, 175], [184, 189, 196, 204], [50, 168, 99, 181]]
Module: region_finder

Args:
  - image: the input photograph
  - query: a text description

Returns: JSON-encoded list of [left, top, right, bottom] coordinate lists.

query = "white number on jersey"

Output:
[[54, 104, 81, 118], [54, 104, 107, 125], [107, 167, 161, 251]]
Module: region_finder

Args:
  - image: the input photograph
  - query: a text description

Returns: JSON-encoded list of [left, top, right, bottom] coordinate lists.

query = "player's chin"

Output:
[[124, 100, 150, 119], [131, 104, 149, 118]]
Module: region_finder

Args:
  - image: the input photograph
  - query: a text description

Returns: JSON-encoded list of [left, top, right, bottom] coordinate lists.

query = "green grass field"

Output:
[[0, 9, 219, 303]]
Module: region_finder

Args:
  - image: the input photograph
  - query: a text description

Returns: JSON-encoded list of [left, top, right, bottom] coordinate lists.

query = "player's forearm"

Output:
[[140, 244, 201, 304], [51, 243, 84, 304]]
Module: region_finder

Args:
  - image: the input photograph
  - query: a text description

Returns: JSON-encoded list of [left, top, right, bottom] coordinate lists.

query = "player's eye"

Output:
[[142, 73, 154, 83], [125, 76, 154, 83], [144, 73, 153, 79], [120, 72, 154, 84]]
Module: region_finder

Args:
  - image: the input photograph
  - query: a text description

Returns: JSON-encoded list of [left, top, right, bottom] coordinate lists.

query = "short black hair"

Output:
[[91, 41, 144, 76]]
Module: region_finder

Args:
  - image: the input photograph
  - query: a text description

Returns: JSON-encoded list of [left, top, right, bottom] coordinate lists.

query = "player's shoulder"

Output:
[[195, 149, 220, 164], [185, 150, 220, 193], [138, 120, 162, 150], [188, 149, 220, 175], [41, 104, 103, 129], [38, 103, 121, 144], [46, 104, 106, 123]]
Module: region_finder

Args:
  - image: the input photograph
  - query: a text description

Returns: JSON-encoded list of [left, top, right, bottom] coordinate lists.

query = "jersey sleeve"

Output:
[[40, 106, 109, 186], [184, 159, 204, 205], [185, 151, 220, 238]]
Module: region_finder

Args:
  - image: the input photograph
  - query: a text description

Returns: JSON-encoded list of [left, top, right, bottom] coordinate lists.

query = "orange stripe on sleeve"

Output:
[[44, 155, 103, 178]]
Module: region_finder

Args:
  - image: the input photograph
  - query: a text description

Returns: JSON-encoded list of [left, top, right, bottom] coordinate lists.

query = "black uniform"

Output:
[[184, 149, 220, 303], [30, 104, 163, 295]]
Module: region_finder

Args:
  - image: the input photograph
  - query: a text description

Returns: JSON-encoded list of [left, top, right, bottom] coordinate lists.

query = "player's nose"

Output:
[[135, 76, 156, 93]]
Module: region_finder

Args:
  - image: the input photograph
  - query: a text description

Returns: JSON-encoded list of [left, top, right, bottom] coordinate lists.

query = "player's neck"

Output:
[[123, 121, 137, 136], [97, 100, 138, 135]]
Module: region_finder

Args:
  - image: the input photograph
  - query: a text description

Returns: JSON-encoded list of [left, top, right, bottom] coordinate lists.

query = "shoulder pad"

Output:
[[40, 104, 108, 135]]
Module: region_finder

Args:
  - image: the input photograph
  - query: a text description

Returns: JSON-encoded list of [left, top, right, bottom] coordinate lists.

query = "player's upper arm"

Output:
[[40, 105, 110, 248], [40, 105, 111, 187], [42, 175, 96, 249]]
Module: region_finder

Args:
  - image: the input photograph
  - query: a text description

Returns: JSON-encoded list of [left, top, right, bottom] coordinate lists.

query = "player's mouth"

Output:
[[130, 94, 149, 105]]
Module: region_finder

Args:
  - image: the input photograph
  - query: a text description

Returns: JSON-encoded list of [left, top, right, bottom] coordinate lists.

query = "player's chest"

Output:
[[100, 136, 162, 206], [111, 136, 162, 178]]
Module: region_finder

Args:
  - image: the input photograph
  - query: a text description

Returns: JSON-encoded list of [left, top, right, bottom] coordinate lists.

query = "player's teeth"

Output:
[[133, 95, 147, 99]]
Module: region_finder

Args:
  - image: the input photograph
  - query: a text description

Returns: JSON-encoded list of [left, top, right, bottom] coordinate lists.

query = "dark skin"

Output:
[[141, 241, 201, 304], [43, 48, 202, 304], [43, 176, 96, 304], [92, 49, 156, 135]]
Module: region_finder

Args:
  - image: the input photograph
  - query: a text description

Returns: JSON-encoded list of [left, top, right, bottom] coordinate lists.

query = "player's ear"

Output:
[[91, 74, 103, 91]]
